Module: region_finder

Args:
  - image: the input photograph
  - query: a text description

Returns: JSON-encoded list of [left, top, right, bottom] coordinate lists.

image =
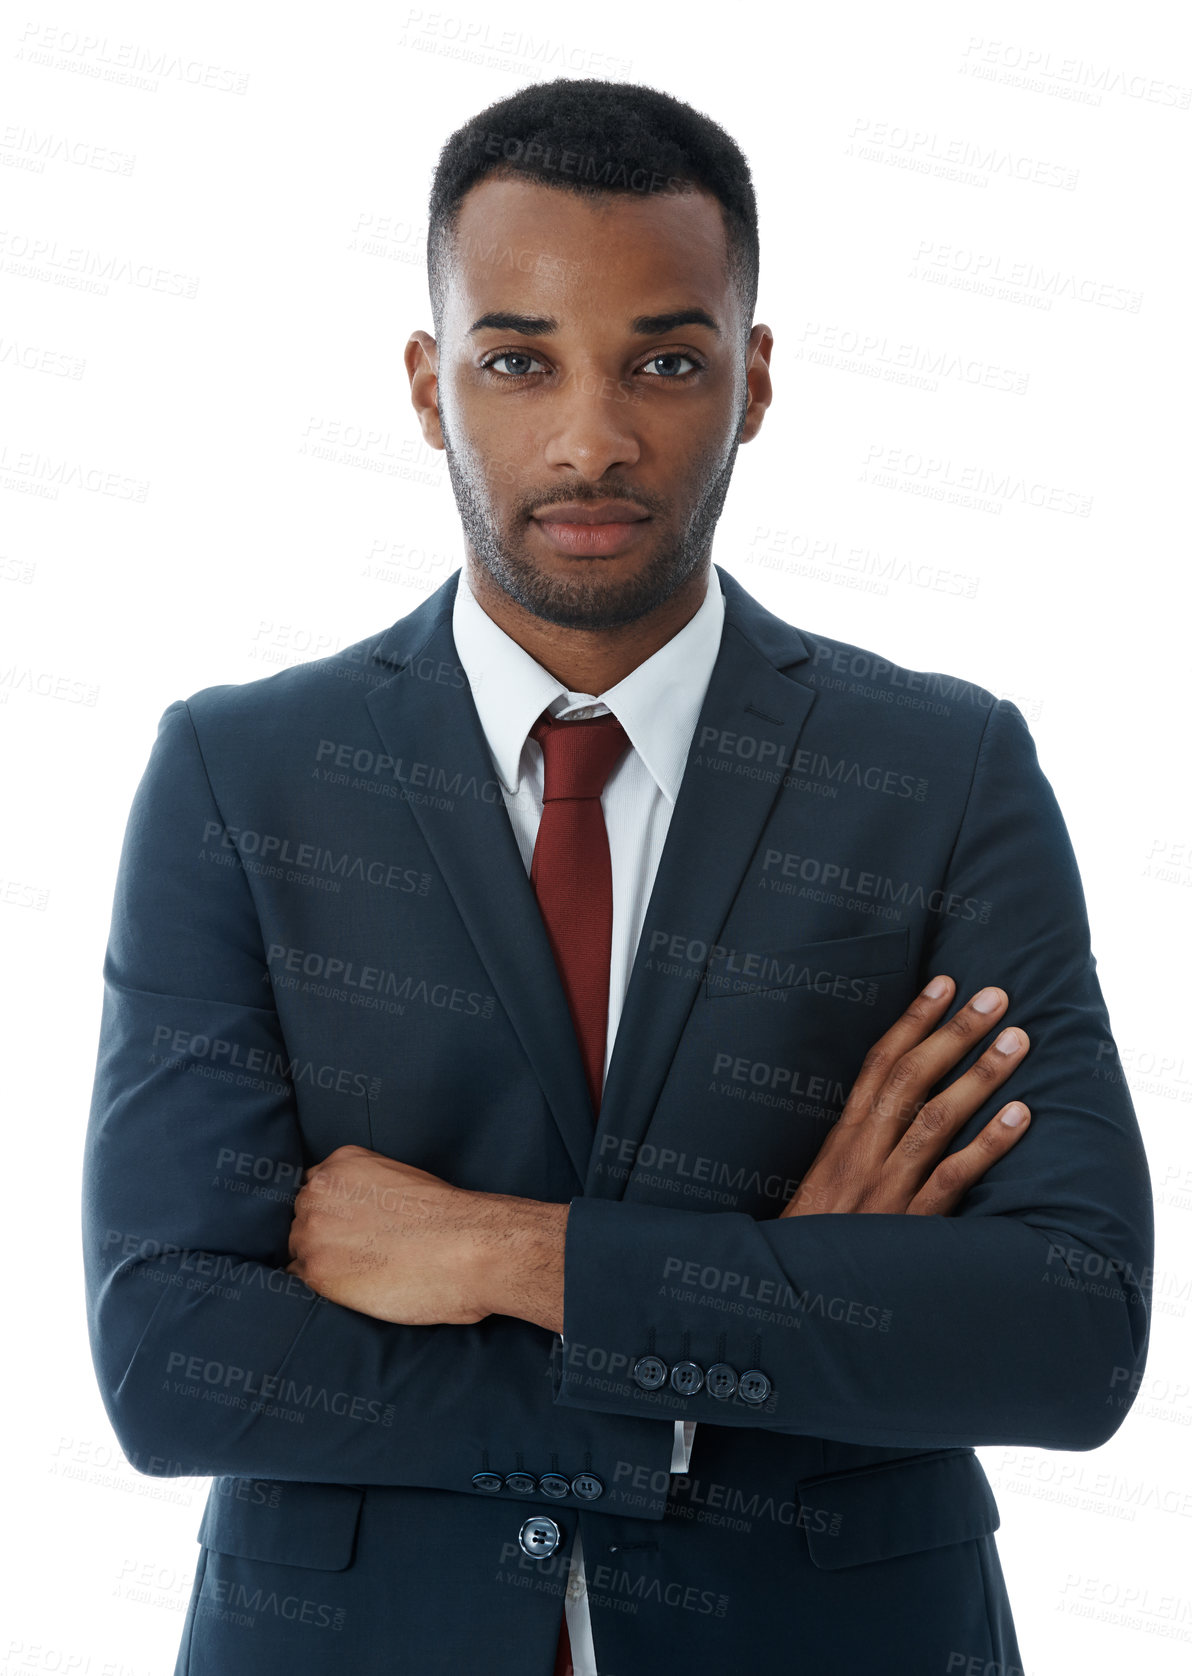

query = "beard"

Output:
[[438, 393, 748, 632]]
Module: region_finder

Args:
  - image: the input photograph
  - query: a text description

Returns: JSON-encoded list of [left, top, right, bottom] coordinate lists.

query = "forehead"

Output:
[[444, 174, 733, 323]]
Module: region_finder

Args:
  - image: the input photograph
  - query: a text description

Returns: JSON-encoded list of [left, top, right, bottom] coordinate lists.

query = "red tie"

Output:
[[528, 706, 630, 1676], [529, 707, 631, 1122]]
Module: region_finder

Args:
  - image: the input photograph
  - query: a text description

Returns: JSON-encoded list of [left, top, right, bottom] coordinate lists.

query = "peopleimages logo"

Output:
[[163, 1352, 395, 1426], [760, 849, 992, 921], [266, 944, 496, 1019], [150, 1024, 375, 1096], [696, 725, 927, 799], [200, 820, 431, 893]]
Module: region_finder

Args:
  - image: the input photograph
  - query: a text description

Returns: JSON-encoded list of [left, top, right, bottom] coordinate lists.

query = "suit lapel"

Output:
[[364, 583, 597, 1184], [362, 564, 817, 1195]]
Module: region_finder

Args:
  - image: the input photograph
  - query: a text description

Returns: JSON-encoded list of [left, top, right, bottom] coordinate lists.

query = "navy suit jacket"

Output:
[[82, 563, 1153, 1675]]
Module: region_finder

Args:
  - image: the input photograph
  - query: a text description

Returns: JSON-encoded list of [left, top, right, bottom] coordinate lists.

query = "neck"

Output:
[[463, 561, 710, 696]]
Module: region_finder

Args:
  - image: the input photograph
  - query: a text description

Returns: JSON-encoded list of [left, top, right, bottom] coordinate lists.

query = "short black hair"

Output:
[[426, 78, 759, 350]]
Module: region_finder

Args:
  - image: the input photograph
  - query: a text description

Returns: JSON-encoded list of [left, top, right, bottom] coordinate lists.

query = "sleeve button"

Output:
[[669, 1360, 705, 1396], [737, 1369, 772, 1405], [705, 1362, 739, 1399], [632, 1354, 668, 1390]]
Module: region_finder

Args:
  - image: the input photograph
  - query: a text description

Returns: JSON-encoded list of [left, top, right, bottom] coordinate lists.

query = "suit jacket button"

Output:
[[669, 1360, 705, 1396], [538, 1472, 571, 1499], [472, 1472, 503, 1493], [738, 1369, 772, 1405], [705, 1362, 739, 1399], [519, 1516, 561, 1559], [632, 1354, 668, 1390], [571, 1472, 604, 1500], [503, 1472, 537, 1495]]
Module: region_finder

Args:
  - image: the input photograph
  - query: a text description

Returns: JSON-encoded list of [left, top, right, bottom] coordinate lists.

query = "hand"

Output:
[[284, 1144, 490, 1325], [779, 976, 1031, 1219]]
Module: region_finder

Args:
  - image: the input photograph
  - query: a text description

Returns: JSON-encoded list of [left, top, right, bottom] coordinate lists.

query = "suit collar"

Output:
[[450, 563, 726, 806], [368, 561, 814, 681]]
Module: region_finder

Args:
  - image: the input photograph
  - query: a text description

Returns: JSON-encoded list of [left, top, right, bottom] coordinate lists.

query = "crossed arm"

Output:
[[281, 698, 1153, 1454], [84, 694, 1152, 1477], [284, 974, 1037, 1336]]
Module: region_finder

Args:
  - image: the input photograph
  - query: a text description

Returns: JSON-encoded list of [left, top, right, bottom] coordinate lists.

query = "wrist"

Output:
[[467, 1191, 568, 1333]]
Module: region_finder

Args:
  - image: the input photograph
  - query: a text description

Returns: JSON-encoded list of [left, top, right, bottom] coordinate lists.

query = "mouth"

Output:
[[530, 500, 650, 526], [531, 517, 652, 557]]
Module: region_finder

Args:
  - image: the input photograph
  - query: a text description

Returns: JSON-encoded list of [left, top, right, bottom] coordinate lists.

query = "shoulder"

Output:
[[784, 621, 1008, 760], [175, 626, 396, 749], [717, 566, 1008, 758]]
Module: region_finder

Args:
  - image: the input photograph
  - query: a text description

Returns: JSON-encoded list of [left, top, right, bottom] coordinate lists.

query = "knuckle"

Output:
[[942, 1010, 978, 1044], [903, 995, 938, 1028], [882, 1055, 921, 1097], [859, 1042, 893, 1080], [873, 1088, 909, 1124], [930, 1157, 965, 1198], [898, 1125, 927, 1162], [915, 1098, 951, 1137], [969, 1053, 1003, 1087], [824, 1153, 859, 1190]]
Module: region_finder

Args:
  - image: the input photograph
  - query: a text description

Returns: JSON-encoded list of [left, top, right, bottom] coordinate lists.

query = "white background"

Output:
[[2, 1, 1189, 1670]]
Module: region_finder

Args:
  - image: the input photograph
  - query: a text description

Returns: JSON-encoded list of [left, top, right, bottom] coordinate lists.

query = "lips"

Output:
[[531, 515, 651, 556], [531, 501, 650, 526]]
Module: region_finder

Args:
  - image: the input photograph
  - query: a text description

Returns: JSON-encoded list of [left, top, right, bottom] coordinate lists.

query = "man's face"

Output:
[[408, 174, 772, 631]]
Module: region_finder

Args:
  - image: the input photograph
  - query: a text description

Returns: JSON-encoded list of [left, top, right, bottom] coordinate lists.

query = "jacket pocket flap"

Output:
[[794, 1447, 999, 1570], [705, 926, 909, 998], [198, 1479, 365, 1571]]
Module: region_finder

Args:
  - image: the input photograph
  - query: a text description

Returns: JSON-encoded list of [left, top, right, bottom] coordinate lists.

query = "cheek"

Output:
[[459, 431, 522, 494], [665, 412, 740, 483]]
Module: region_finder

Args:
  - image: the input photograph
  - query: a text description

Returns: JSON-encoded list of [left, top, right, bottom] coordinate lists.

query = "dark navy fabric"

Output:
[[82, 563, 1152, 1674]]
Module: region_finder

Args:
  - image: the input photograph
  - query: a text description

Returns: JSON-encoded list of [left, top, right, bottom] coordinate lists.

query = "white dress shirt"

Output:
[[451, 560, 726, 1676]]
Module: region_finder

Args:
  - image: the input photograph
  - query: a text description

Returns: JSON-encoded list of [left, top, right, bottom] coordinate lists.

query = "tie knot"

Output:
[[530, 708, 631, 802]]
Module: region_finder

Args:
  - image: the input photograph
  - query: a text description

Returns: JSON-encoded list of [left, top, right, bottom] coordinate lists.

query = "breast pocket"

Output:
[[703, 926, 909, 1001]]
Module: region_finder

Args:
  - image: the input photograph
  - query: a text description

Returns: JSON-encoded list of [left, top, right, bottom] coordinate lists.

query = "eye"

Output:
[[478, 349, 705, 381], [640, 352, 701, 378], [479, 350, 547, 378]]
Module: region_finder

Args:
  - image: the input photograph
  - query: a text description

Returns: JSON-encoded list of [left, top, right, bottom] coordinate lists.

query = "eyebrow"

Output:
[[468, 308, 722, 338]]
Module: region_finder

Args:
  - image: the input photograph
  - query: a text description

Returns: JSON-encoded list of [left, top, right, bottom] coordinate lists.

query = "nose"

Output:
[[541, 366, 643, 480]]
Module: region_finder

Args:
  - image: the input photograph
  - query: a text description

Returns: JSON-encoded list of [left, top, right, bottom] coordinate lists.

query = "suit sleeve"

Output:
[[82, 699, 677, 1512], [554, 699, 1154, 1452]]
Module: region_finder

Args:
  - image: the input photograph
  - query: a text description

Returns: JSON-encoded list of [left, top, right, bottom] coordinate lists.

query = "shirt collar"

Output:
[[452, 563, 725, 806]]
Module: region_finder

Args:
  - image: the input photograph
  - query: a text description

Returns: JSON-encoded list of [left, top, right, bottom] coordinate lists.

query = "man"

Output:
[[83, 80, 1153, 1676]]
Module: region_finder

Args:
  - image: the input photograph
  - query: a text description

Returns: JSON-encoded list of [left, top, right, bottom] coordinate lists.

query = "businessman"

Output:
[[83, 79, 1153, 1676]]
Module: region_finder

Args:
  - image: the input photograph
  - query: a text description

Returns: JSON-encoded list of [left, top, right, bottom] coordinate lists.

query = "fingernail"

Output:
[[994, 1028, 1021, 1054], [1000, 1103, 1029, 1127], [973, 987, 1002, 1013], [923, 977, 948, 999]]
